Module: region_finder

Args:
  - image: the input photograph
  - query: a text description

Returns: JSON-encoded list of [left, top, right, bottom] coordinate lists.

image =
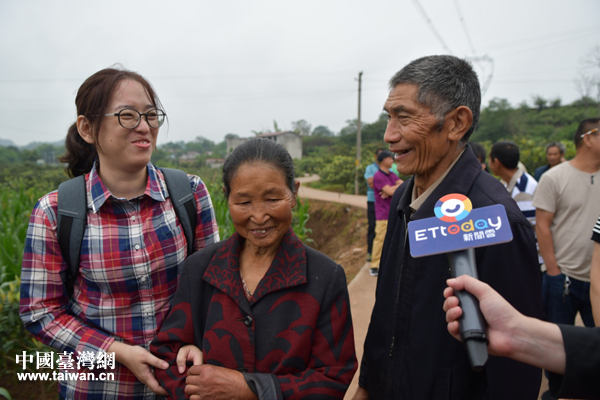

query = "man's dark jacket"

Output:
[[359, 146, 543, 399]]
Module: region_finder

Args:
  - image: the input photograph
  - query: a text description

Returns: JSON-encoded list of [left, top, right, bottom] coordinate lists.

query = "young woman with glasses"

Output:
[[19, 67, 220, 399]]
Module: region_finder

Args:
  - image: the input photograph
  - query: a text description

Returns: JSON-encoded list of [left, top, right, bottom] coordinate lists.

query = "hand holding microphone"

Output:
[[409, 193, 513, 371]]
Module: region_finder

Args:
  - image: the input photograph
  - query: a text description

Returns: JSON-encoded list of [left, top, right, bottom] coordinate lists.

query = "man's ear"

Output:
[[445, 106, 473, 142], [76, 115, 94, 144]]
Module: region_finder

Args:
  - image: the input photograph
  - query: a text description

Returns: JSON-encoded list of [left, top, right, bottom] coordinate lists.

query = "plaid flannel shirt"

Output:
[[20, 162, 219, 399]]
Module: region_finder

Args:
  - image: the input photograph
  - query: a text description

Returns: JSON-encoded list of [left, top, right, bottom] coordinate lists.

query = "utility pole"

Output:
[[354, 71, 363, 195]]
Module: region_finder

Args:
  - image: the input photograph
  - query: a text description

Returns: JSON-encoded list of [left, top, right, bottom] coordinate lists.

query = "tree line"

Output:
[[0, 95, 598, 194]]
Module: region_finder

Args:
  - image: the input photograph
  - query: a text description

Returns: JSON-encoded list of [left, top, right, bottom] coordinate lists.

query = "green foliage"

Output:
[[0, 276, 56, 380], [294, 155, 330, 176], [292, 198, 313, 244], [311, 125, 334, 137], [205, 181, 235, 240], [472, 97, 600, 144], [0, 164, 69, 192], [0, 388, 12, 400], [0, 183, 50, 281], [319, 155, 356, 193]]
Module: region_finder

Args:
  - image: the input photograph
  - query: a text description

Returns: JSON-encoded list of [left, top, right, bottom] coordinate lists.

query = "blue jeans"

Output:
[[542, 272, 595, 327]]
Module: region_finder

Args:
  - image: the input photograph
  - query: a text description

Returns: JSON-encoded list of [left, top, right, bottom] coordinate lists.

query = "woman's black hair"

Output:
[[59, 67, 162, 177], [222, 138, 296, 198]]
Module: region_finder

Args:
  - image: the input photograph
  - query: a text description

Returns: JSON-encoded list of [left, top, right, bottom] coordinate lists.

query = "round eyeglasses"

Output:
[[105, 108, 166, 129]]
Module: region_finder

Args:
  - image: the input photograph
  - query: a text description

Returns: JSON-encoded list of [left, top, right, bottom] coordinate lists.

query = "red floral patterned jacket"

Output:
[[151, 229, 357, 399]]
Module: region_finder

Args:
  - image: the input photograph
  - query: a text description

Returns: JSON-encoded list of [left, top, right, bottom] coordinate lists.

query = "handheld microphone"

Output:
[[408, 194, 513, 371], [447, 248, 487, 371]]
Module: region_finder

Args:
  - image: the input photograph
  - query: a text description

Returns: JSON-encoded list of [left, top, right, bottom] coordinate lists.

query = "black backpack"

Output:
[[56, 168, 197, 297]]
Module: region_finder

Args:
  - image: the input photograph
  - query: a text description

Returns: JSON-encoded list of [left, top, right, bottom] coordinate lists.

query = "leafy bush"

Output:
[[319, 155, 356, 193], [294, 155, 331, 176]]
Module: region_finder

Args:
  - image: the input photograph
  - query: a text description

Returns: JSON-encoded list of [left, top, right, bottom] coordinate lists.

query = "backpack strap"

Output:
[[56, 168, 198, 298], [57, 175, 87, 297], [160, 168, 198, 256]]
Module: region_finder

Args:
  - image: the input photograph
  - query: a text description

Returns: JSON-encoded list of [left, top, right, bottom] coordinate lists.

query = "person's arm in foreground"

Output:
[[443, 275, 565, 373], [445, 275, 600, 399], [536, 209, 560, 275], [591, 242, 600, 325]]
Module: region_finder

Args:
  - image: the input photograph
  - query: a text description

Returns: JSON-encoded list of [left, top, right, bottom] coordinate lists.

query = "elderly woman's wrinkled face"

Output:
[[228, 162, 298, 252]]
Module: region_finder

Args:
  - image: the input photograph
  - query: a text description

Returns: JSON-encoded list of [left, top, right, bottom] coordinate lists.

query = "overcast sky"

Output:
[[1, 0, 598, 147]]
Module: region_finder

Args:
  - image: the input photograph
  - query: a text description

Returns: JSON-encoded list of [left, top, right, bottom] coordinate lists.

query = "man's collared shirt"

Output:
[[410, 147, 466, 213]]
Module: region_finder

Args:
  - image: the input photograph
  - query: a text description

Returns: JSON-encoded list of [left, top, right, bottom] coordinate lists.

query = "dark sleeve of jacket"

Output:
[[471, 177, 543, 399], [150, 244, 216, 399], [269, 256, 357, 399], [549, 325, 600, 399]]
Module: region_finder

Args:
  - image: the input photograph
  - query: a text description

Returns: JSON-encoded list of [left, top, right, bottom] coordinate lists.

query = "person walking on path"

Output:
[[364, 148, 384, 263], [369, 150, 402, 276]]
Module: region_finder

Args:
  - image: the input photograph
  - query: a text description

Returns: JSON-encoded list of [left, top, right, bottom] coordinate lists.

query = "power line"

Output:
[[411, 0, 453, 54], [453, 0, 476, 56]]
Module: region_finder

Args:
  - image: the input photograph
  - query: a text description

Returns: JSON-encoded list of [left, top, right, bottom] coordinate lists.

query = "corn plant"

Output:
[[0, 184, 45, 281], [293, 198, 314, 244], [0, 277, 56, 379]]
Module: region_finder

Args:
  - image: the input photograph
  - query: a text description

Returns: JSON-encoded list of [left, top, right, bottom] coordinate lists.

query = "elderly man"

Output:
[[534, 142, 566, 181], [352, 55, 542, 400]]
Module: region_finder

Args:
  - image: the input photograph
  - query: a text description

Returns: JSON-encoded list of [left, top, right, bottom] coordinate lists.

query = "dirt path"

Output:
[[296, 175, 375, 398], [297, 176, 367, 209]]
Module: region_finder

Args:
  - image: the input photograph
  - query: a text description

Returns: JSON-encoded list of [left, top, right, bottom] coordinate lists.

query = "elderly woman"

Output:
[[151, 138, 357, 399]]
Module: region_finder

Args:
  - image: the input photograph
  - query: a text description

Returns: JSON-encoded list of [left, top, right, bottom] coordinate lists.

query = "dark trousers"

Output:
[[367, 201, 376, 254], [542, 272, 595, 327]]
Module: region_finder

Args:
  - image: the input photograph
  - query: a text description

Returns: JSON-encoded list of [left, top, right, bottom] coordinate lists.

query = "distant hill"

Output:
[[0, 139, 64, 149], [0, 138, 17, 147], [21, 140, 65, 150]]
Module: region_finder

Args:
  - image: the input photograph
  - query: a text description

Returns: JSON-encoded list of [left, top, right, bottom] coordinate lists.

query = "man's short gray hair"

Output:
[[545, 141, 566, 155], [389, 55, 481, 142]]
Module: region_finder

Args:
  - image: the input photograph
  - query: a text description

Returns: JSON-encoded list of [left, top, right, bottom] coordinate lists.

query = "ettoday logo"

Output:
[[408, 194, 513, 257], [434, 194, 472, 222]]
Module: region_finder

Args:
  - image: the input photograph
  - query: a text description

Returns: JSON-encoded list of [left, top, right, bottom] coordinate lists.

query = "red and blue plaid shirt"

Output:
[[20, 163, 219, 399]]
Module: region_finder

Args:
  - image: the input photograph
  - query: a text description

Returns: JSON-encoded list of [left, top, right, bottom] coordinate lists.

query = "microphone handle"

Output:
[[447, 248, 488, 371]]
